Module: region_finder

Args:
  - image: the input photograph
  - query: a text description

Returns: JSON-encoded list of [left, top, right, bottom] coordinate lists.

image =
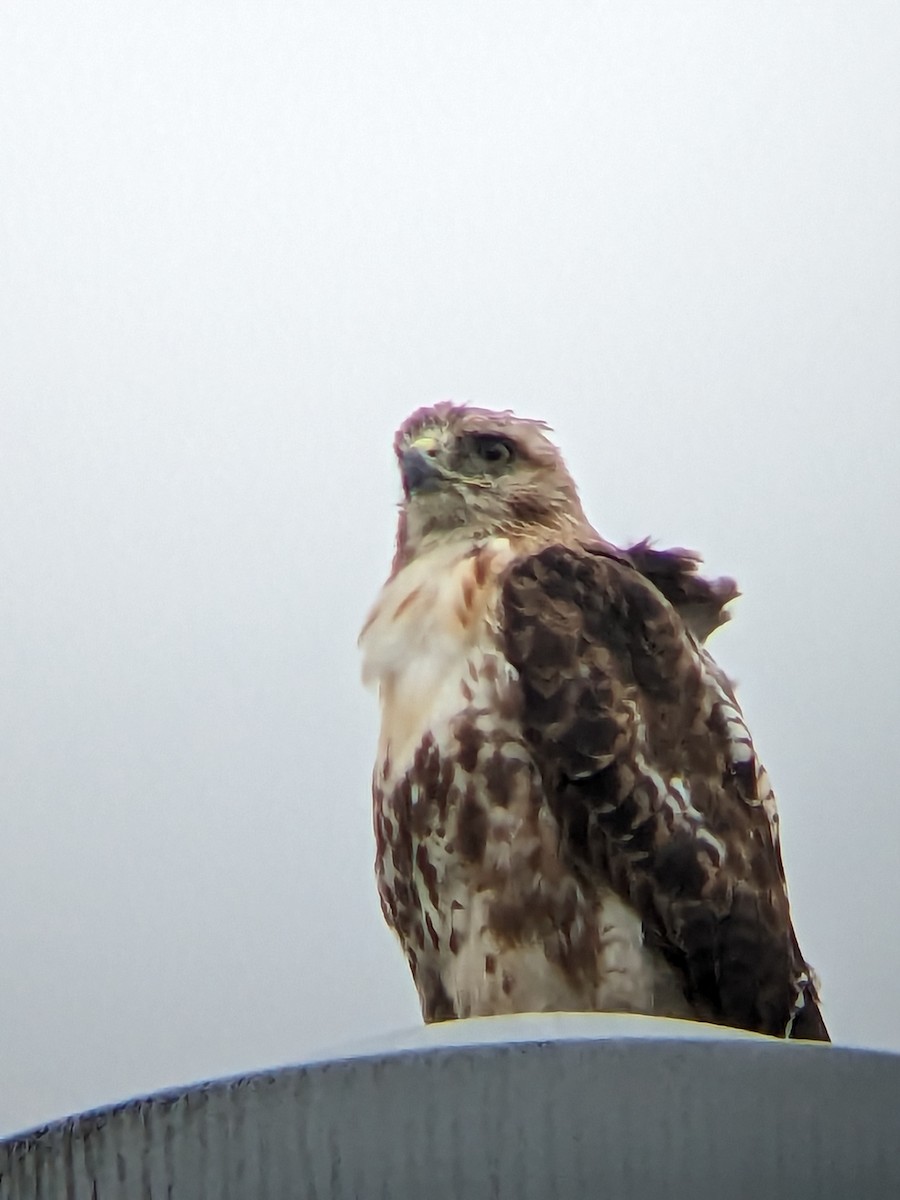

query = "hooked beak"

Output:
[[400, 438, 443, 496]]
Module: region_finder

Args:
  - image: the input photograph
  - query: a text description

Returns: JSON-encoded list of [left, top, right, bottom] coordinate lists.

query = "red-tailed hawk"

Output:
[[360, 403, 828, 1040]]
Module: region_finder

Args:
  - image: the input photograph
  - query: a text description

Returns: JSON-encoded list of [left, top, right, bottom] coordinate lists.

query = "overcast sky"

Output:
[[2, 1, 898, 1135]]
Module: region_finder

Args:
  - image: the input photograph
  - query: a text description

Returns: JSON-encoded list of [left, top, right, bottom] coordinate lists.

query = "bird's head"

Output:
[[391, 403, 593, 566]]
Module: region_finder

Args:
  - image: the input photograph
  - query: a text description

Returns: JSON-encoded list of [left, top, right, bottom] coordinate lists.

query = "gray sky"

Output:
[[2, 1, 898, 1135]]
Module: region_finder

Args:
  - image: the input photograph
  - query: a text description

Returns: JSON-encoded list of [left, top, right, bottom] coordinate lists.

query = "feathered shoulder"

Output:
[[581, 537, 739, 644]]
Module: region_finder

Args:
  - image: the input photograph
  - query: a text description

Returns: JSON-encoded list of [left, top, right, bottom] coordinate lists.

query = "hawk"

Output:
[[360, 403, 828, 1040]]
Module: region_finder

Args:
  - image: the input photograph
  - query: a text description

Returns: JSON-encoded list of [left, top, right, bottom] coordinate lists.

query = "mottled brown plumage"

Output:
[[360, 403, 828, 1040]]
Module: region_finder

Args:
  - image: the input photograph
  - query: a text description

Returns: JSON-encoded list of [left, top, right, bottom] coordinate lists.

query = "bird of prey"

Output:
[[360, 403, 828, 1040]]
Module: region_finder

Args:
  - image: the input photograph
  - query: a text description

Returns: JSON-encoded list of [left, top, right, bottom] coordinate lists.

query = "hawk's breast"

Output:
[[360, 538, 692, 1022]]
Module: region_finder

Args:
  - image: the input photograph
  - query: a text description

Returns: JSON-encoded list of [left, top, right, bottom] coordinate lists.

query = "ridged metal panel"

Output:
[[2, 1015, 898, 1199]]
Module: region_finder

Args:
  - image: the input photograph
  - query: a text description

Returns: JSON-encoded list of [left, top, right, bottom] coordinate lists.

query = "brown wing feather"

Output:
[[623, 538, 740, 643], [502, 543, 828, 1040]]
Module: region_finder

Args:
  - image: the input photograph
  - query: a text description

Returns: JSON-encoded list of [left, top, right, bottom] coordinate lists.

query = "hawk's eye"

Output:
[[471, 436, 515, 467]]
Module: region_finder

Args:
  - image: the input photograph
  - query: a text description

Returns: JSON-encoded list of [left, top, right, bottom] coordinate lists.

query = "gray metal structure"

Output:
[[2, 1014, 898, 1199]]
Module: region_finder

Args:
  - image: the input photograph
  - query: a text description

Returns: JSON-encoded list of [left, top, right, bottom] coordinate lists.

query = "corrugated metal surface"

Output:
[[2, 1014, 898, 1199]]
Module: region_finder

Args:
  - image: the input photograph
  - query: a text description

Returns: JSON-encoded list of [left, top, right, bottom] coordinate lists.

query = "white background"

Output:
[[2, 1, 898, 1134]]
